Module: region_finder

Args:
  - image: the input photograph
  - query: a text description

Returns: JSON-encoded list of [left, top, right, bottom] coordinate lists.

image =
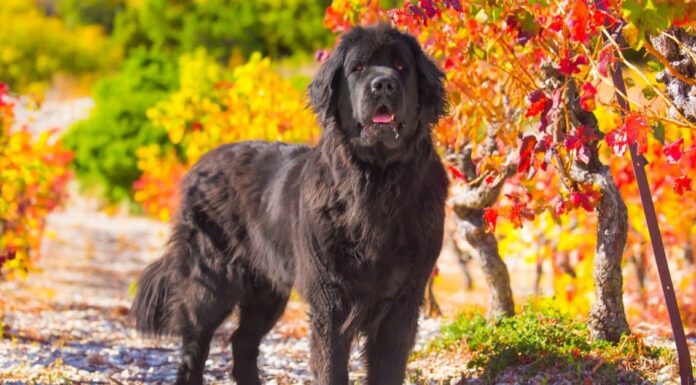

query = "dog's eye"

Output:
[[352, 63, 364, 73], [395, 61, 406, 72]]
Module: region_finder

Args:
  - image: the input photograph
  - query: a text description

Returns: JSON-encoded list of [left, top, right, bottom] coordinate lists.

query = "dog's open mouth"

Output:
[[359, 105, 402, 140]]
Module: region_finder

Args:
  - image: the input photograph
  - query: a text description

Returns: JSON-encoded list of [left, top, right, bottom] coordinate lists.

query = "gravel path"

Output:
[[0, 204, 445, 385]]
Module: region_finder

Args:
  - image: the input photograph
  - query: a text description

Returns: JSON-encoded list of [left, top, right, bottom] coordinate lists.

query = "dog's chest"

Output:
[[327, 216, 421, 298]]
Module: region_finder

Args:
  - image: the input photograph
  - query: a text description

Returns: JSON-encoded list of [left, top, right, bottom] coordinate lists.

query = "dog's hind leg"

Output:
[[231, 274, 290, 385], [173, 239, 241, 385], [132, 228, 237, 385], [174, 272, 238, 385]]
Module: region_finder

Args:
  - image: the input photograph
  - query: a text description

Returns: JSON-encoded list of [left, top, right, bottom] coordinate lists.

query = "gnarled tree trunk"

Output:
[[649, 27, 696, 124], [584, 167, 630, 341], [454, 217, 514, 318], [450, 145, 515, 319], [543, 65, 630, 341]]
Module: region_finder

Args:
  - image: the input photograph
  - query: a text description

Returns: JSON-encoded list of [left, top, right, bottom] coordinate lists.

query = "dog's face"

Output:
[[310, 25, 446, 165]]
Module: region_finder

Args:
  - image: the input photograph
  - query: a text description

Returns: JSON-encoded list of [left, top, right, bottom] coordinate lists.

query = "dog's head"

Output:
[[309, 24, 446, 165]]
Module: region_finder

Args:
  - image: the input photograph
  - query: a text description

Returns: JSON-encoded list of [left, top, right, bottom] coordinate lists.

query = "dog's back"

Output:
[[131, 141, 309, 338]]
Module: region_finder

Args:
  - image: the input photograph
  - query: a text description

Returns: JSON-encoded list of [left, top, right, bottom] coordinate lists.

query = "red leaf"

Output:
[[548, 15, 563, 32], [559, 50, 589, 75], [591, 6, 619, 29], [539, 90, 562, 132], [526, 90, 550, 117], [509, 200, 535, 228], [485, 175, 495, 184], [535, 134, 552, 152], [448, 165, 467, 181], [565, 125, 599, 151], [419, 0, 440, 18], [580, 82, 597, 111], [0, 84, 9, 107], [597, 47, 616, 77], [444, 57, 456, 70], [605, 128, 627, 156], [663, 138, 684, 164], [570, 191, 596, 212], [566, 0, 590, 43], [518, 135, 538, 176], [624, 113, 649, 153], [674, 175, 693, 195], [483, 207, 498, 233]]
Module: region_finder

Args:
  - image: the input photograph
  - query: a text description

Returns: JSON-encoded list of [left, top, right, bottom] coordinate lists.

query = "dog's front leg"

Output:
[[365, 294, 421, 385], [308, 293, 352, 385]]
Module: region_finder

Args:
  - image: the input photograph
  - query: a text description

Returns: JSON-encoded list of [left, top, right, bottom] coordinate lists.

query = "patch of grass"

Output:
[[425, 300, 671, 383]]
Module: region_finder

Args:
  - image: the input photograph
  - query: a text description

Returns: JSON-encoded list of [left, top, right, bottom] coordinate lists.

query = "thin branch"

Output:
[[466, 170, 494, 187], [651, 114, 696, 129], [643, 35, 696, 87]]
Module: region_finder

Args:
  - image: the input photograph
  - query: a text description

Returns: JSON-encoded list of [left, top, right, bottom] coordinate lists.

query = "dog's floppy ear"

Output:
[[407, 37, 447, 128], [309, 45, 345, 124]]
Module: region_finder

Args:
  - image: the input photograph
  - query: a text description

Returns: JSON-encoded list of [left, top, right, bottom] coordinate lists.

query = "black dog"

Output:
[[131, 24, 448, 385]]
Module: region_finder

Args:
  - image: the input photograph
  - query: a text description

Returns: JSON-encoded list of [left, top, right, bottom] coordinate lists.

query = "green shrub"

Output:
[[0, 0, 117, 93], [427, 302, 670, 382], [62, 49, 179, 204], [110, 0, 333, 60]]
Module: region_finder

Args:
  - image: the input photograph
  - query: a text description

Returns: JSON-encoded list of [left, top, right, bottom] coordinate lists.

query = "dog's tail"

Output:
[[130, 238, 186, 337]]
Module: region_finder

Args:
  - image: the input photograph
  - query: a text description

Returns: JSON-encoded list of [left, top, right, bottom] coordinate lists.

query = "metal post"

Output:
[[603, 20, 694, 385]]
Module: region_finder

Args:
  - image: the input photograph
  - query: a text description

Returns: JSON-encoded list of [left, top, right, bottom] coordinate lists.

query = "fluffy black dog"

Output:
[[131, 24, 448, 385]]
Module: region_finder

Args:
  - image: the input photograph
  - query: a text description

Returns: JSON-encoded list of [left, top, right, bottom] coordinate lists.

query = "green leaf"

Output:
[[641, 86, 657, 100], [652, 121, 665, 144], [646, 60, 662, 73], [622, 0, 674, 48]]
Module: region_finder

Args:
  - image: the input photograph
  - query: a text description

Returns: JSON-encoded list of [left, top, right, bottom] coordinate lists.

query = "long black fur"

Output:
[[131, 24, 448, 385]]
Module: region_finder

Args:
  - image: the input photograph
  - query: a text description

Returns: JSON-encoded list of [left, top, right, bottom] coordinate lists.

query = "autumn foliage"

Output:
[[325, 0, 696, 328], [133, 52, 320, 221], [0, 85, 73, 279]]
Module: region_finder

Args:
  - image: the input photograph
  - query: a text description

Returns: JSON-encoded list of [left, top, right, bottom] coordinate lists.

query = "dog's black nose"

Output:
[[371, 76, 396, 95]]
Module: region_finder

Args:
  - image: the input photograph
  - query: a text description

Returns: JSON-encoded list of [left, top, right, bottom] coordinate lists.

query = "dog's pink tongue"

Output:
[[372, 114, 394, 123]]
